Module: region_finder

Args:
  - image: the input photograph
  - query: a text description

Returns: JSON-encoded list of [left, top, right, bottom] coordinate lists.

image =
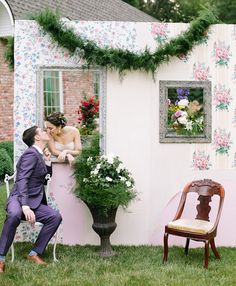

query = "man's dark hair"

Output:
[[22, 126, 38, 147]]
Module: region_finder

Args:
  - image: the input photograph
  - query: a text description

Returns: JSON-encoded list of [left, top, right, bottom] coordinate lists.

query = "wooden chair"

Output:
[[4, 173, 58, 262], [163, 179, 225, 268]]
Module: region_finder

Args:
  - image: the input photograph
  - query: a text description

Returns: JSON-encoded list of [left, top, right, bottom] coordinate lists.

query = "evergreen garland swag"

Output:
[[34, 9, 218, 74], [4, 9, 218, 73]]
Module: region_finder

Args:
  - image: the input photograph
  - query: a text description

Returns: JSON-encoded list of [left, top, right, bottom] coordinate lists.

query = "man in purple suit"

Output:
[[0, 126, 62, 272]]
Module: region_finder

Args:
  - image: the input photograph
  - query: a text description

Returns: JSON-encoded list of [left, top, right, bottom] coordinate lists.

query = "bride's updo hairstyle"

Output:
[[46, 111, 67, 128]]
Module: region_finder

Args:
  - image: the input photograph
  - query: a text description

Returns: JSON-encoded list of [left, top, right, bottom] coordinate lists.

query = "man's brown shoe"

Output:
[[26, 255, 47, 265], [0, 261, 5, 273]]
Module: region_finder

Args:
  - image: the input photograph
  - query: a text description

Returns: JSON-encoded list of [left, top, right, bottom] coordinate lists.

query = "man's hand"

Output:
[[22, 206, 36, 225], [43, 147, 51, 161]]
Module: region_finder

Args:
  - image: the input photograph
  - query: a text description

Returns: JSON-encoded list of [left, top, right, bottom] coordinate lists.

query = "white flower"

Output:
[[178, 99, 189, 109], [185, 121, 193, 131], [106, 176, 113, 182], [87, 157, 93, 162], [116, 163, 124, 173], [178, 116, 188, 125], [119, 176, 126, 182], [126, 181, 132, 187], [196, 116, 204, 124], [91, 169, 99, 175], [96, 163, 101, 170]]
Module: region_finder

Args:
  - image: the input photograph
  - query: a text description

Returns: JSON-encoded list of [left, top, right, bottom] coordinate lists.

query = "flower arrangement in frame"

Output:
[[159, 81, 212, 143]]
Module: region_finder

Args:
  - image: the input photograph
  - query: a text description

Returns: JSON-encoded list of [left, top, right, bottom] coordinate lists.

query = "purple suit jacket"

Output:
[[10, 146, 52, 209]]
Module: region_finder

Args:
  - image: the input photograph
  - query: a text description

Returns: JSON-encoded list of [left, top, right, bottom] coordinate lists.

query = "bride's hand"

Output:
[[67, 154, 75, 166], [58, 150, 67, 161]]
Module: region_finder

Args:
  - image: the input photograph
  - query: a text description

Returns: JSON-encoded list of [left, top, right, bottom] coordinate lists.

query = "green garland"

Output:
[[33, 9, 218, 74], [3, 9, 218, 73]]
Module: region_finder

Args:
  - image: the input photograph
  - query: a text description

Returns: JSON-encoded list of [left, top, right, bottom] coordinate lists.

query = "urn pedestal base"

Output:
[[87, 205, 118, 257]]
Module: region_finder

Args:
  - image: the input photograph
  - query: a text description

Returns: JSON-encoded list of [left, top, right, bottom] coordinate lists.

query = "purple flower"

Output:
[[176, 88, 190, 101]]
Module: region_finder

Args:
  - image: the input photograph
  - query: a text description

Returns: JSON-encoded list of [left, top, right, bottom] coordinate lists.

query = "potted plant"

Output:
[[73, 134, 137, 257]]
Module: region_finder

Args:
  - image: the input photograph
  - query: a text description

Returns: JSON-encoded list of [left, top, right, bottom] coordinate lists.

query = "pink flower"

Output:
[[174, 110, 183, 118], [193, 151, 210, 170], [194, 69, 208, 80], [152, 24, 167, 36]]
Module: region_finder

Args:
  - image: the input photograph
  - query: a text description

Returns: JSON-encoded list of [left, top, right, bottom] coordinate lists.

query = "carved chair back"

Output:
[[174, 179, 225, 226]]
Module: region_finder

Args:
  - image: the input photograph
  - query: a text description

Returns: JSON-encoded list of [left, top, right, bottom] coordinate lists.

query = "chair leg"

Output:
[[10, 244, 15, 262], [210, 239, 220, 259], [204, 241, 209, 269], [163, 233, 169, 263], [53, 232, 59, 262], [184, 238, 190, 256]]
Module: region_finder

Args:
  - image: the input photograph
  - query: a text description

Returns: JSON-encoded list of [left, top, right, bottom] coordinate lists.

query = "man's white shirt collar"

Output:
[[32, 145, 43, 155]]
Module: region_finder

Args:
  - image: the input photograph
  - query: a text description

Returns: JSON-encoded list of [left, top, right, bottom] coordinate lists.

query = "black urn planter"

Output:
[[86, 204, 118, 257]]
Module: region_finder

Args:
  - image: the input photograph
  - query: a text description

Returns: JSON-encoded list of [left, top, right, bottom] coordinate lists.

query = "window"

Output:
[[43, 71, 63, 116]]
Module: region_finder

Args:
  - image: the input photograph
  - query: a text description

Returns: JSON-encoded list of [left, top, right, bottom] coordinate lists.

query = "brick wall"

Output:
[[0, 39, 14, 142], [63, 70, 94, 127], [0, 49, 95, 141]]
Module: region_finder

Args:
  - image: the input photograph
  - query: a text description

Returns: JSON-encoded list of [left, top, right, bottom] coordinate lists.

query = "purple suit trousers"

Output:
[[0, 146, 62, 256]]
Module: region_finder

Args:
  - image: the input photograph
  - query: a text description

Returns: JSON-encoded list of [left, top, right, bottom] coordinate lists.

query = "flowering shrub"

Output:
[[84, 154, 134, 189], [192, 150, 211, 170], [168, 88, 204, 136], [74, 135, 136, 212], [213, 128, 232, 155], [78, 96, 99, 135]]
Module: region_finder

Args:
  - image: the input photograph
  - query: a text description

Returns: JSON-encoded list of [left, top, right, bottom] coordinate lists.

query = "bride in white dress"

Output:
[[44, 112, 85, 245], [45, 112, 82, 165]]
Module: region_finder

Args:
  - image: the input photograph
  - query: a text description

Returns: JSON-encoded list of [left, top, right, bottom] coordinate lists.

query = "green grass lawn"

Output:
[[0, 183, 236, 286]]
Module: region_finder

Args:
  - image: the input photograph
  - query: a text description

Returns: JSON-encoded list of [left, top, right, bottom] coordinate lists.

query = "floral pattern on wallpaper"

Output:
[[192, 62, 211, 80], [177, 53, 190, 63], [213, 41, 231, 67], [151, 23, 170, 45], [233, 65, 236, 81], [213, 128, 232, 155], [192, 150, 211, 170], [64, 20, 138, 52], [213, 84, 232, 111], [232, 108, 236, 125]]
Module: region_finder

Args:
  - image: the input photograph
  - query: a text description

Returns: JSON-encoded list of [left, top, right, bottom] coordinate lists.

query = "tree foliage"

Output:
[[123, 0, 236, 24]]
